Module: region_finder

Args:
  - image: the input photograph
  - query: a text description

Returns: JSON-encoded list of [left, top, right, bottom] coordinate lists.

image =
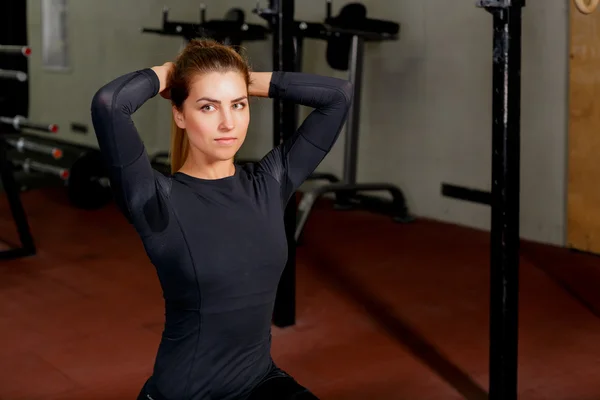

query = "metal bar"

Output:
[[0, 44, 31, 57], [0, 138, 36, 257], [0, 115, 58, 133], [271, 0, 297, 328], [5, 137, 64, 159], [441, 183, 492, 206], [293, 35, 304, 130], [477, 0, 524, 398], [0, 69, 27, 82], [343, 35, 364, 184], [294, 21, 396, 42], [10, 158, 70, 181]]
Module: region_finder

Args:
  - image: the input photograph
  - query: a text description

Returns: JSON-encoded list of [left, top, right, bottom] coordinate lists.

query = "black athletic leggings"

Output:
[[246, 365, 319, 400], [137, 365, 319, 400]]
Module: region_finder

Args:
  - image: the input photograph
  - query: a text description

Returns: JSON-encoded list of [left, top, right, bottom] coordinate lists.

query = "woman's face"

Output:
[[173, 71, 249, 163]]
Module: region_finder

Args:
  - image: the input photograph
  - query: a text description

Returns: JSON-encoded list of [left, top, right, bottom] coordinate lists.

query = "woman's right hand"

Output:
[[151, 62, 175, 99]]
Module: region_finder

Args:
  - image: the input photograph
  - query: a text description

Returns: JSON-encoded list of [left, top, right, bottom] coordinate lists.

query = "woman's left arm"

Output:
[[253, 71, 353, 205]]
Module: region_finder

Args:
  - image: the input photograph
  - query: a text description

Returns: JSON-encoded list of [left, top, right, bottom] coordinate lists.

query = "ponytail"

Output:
[[169, 114, 188, 174]]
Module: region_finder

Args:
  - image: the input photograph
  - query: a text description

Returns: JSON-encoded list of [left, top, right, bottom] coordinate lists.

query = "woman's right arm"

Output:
[[90, 66, 171, 234]]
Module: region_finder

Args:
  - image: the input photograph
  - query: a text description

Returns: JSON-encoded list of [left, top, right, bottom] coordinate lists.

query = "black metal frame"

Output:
[[443, 1, 524, 399], [483, 2, 523, 399], [292, 31, 340, 187], [0, 136, 36, 260], [441, 183, 492, 206], [259, 0, 410, 326], [141, 6, 269, 44], [256, 0, 298, 328], [291, 17, 412, 243], [0, 1, 36, 260]]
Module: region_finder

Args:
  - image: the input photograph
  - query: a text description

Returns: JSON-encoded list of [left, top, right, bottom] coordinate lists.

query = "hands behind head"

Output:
[[152, 62, 175, 100]]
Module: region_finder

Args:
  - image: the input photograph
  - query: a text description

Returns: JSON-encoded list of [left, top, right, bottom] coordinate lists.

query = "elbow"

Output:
[[90, 87, 114, 120]]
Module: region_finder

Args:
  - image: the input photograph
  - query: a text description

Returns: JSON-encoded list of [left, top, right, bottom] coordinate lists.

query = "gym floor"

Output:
[[1, 188, 600, 399]]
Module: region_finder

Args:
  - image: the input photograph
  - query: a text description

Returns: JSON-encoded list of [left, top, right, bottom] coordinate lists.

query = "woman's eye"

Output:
[[202, 105, 215, 111], [233, 103, 246, 110]]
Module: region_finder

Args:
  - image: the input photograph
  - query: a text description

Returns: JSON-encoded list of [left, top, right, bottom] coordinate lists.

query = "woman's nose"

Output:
[[219, 109, 235, 131]]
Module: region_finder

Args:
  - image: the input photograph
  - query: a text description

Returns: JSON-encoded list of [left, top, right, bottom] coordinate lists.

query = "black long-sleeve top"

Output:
[[90, 68, 352, 400]]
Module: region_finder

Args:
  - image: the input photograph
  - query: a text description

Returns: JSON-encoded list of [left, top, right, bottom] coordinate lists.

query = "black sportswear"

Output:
[[91, 68, 352, 399]]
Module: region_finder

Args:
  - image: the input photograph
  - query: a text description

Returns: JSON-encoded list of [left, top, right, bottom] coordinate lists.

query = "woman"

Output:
[[91, 39, 352, 400]]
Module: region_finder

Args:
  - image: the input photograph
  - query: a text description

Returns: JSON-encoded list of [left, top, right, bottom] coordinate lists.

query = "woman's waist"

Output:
[[146, 350, 274, 400], [163, 302, 273, 340]]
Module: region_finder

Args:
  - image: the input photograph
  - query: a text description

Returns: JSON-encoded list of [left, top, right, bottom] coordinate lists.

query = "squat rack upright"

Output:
[[480, 1, 523, 399], [255, 0, 298, 328], [441, 0, 524, 399]]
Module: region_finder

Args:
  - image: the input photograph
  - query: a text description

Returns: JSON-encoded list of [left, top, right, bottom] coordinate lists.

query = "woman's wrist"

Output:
[[151, 62, 174, 94], [248, 72, 273, 98]]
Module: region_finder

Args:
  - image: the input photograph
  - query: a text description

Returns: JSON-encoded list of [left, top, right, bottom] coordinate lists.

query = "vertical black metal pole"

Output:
[[0, 138, 36, 259], [271, 0, 297, 328], [0, 0, 29, 120], [477, 1, 524, 399], [0, 0, 35, 260], [342, 35, 364, 185]]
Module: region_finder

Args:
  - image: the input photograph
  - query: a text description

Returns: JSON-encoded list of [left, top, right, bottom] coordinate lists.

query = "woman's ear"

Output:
[[172, 106, 186, 129]]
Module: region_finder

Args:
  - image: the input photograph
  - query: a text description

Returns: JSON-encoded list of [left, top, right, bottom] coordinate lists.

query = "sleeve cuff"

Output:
[[139, 68, 161, 97], [268, 71, 286, 98]]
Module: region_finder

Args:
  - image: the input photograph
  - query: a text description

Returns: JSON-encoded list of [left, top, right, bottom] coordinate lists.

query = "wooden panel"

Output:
[[567, 2, 600, 253]]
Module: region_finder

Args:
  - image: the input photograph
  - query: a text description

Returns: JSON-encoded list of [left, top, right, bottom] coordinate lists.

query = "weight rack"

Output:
[[0, 2, 64, 260], [0, 41, 36, 260]]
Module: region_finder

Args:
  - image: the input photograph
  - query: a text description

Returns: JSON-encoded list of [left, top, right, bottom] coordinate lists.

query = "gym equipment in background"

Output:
[[481, 2, 522, 398], [479, 2, 523, 398], [142, 5, 269, 47], [259, 2, 526, 399], [3, 132, 112, 211], [5, 136, 63, 160], [150, 152, 171, 176], [440, 1, 524, 399], [0, 44, 32, 56], [284, 1, 411, 243], [1, 115, 58, 133], [0, 1, 36, 260], [255, 0, 298, 328], [0, 68, 27, 81]]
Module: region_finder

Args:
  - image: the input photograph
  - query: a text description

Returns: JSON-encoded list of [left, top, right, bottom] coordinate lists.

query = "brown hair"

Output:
[[167, 39, 251, 174]]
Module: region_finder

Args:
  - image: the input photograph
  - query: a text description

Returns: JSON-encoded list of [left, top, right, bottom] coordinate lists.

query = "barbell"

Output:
[[0, 115, 58, 134], [6, 138, 113, 210], [0, 45, 31, 57]]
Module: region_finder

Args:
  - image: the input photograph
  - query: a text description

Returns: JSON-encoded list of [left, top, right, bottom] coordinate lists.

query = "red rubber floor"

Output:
[[1, 188, 600, 399]]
